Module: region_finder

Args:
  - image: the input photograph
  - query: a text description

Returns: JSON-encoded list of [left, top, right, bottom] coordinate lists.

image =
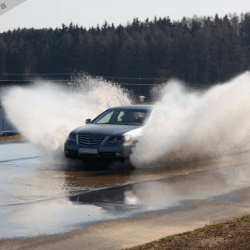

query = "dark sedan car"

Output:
[[64, 105, 152, 163], [0, 130, 20, 137]]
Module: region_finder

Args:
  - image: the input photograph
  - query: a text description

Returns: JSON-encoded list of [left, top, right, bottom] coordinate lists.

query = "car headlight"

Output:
[[68, 133, 76, 141], [108, 135, 131, 143], [123, 134, 131, 142]]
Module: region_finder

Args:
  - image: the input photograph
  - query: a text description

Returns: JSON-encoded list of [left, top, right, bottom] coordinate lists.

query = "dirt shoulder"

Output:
[[124, 214, 250, 250], [0, 135, 22, 143]]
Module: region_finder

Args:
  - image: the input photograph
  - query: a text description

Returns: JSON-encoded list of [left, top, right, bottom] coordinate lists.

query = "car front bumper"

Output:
[[64, 139, 134, 160]]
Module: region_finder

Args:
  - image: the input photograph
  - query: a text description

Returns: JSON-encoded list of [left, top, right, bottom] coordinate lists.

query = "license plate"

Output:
[[78, 148, 98, 154]]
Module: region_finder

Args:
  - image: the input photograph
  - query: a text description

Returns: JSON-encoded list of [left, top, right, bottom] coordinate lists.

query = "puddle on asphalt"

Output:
[[1, 143, 250, 239], [2, 162, 250, 239]]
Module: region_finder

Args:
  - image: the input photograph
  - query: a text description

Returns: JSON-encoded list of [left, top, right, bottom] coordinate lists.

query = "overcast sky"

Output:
[[1, 0, 250, 33]]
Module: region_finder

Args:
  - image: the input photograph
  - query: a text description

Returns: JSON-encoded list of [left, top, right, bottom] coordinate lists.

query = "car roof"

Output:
[[109, 105, 153, 110]]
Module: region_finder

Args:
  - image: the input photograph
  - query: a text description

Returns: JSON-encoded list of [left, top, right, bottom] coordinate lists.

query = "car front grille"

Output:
[[99, 152, 116, 157], [78, 135, 105, 147]]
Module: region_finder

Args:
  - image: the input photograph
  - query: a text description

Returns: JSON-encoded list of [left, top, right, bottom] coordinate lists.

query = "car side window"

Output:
[[96, 111, 114, 124], [131, 111, 147, 124], [117, 111, 124, 121]]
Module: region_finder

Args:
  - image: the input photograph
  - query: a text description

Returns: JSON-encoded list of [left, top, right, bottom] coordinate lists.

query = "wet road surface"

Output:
[[1, 142, 250, 243]]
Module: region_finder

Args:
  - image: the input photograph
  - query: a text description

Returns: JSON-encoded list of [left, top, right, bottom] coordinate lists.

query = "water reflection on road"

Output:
[[1, 142, 250, 239]]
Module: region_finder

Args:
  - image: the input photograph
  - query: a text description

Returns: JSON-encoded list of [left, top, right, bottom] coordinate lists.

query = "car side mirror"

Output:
[[85, 119, 91, 124]]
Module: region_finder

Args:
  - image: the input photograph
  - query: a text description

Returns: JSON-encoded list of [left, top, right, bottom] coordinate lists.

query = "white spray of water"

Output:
[[2, 75, 131, 156], [131, 72, 250, 167]]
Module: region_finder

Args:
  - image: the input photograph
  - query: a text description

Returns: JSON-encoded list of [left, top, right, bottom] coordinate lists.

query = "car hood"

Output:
[[75, 124, 139, 136]]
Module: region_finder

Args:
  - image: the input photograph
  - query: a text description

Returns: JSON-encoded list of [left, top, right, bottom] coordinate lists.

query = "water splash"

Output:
[[131, 72, 250, 167], [2, 74, 132, 156]]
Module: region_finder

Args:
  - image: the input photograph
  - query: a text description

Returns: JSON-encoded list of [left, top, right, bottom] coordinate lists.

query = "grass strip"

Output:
[[123, 214, 250, 250]]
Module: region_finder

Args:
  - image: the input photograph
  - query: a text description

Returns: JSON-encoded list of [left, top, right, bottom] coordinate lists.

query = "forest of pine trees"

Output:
[[0, 13, 250, 94]]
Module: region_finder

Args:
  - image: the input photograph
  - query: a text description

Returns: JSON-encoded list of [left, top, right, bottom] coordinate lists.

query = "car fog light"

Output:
[[116, 152, 122, 157]]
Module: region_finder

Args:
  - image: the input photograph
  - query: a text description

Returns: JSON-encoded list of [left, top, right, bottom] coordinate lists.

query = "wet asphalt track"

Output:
[[1, 142, 250, 240]]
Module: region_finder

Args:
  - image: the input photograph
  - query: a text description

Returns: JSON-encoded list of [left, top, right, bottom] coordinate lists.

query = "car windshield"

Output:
[[93, 109, 150, 126]]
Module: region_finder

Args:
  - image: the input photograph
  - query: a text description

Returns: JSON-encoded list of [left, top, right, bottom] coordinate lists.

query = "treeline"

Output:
[[0, 13, 250, 90]]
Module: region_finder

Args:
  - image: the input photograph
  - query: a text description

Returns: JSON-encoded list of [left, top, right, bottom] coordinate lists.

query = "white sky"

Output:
[[0, 0, 250, 33]]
